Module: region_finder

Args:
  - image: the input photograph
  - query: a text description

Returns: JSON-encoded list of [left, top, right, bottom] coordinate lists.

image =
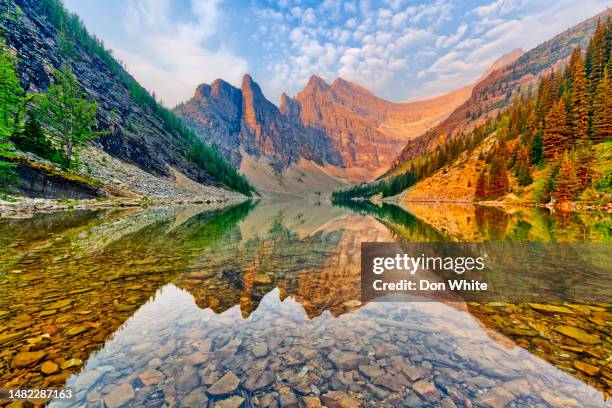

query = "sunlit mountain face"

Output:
[[0, 201, 609, 406]]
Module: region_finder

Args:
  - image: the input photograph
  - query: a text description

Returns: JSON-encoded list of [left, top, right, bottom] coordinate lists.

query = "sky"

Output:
[[63, 0, 609, 107]]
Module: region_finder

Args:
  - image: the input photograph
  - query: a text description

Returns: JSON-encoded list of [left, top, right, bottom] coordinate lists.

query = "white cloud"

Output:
[[114, 46, 246, 107], [120, 0, 247, 107], [124, 0, 171, 33], [66, 0, 611, 105], [474, 0, 522, 17], [406, 0, 608, 100], [436, 22, 468, 48], [410, 0, 454, 25], [302, 8, 316, 25]]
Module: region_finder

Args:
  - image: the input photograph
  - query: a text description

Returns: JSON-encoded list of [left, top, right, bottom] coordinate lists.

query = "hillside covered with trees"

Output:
[[0, 0, 254, 198], [475, 18, 611, 207], [334, 17, 611, 209]]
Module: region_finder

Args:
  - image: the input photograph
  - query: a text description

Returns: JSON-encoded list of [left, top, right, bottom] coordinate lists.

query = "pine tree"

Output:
[[475, 169, 488, 200], [516, 147, 533, 186], [572, 144, 593, 190], [40, 65, 105, 167], [553, 152, 579, 204], [0, 39, 23, 189], [540, 165, 556, 204], [531, 130, 544, 165], [543, 96, 571, 159], [591, 67, 611, 143], [569, 46, 582, 83], [570, 48, 589, 141], [488, 156, 509, 199], [517, 163, 533, 187], [12, 115, 48, 155], [586, 19, 605, 89]]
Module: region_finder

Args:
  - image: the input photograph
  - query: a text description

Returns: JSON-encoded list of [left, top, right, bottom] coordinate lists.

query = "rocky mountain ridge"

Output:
[[391, 9, 611, 168], [176, 75, 342, 174], [175, 70, 480, 193]]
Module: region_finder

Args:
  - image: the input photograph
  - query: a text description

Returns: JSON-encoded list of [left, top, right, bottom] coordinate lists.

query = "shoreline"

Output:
[[387, 197, 611, 212], [0, 196, 250, 218]]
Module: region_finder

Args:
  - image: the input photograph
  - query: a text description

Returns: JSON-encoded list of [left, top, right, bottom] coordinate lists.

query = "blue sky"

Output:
[[63, 0, 609, 107]]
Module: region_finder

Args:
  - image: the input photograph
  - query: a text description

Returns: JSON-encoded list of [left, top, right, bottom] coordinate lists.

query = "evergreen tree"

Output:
[[591, 67, 611, 143], [569, 48, 589, 141], [0, 39, 23, 189], [12, 115, 48, 155], [531, 130, 544, 165], [488, 156, 509, 199], [516, 147, 533, 186], [517, 164, 533, 187], [543, 96, 571, 159], [475, 169, 488, 200], [586, 19, 606, 92], [10, 114, 70, 168], [572, 144, 594, 190], [553, 152, 579, 204], [39, 65, 105, 167]]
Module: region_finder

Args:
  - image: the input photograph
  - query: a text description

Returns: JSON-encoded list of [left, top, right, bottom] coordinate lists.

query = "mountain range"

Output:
[[175, 62, 501, 195], [175, 11, 609, 197]]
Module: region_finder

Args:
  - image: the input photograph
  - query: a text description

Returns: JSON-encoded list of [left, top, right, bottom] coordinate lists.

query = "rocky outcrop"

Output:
[[1, 0, 229, 191], [12, 162, 104, 200]]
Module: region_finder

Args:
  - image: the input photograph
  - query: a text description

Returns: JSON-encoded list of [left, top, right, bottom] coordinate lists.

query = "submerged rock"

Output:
[[104, 382, 134, 408], [215, 395, 244, 408], [528, 303, 575, 314], [61, 358, 83, 369], [358, 364, 383, 379], [184, 351, 208, 366], [327, 350, 366, 370], [181, 389, 209, 408], [279, 393, 299, 408], [301, 396, 323, 408], [554, 325, 601, 344], [402, 364, 425, 381], [574, 361, 600, 376], [476, 387, 514, 408], [66, 325, 88, 337], [46, 371, 70, 385], [207, 371, 240, 396], [12, 351, 47, 368], [138, 369, 163, 386], [244, 370, 275, 392], [440, 396, 458, 408], [321, 391, 361, 408], [253, 342, 269, 358], [40, 360, 59, 375], [412, 380, 440, 402]]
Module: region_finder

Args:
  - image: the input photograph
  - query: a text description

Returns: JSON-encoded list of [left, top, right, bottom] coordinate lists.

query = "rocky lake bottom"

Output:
[[0, 200, 610, 407]]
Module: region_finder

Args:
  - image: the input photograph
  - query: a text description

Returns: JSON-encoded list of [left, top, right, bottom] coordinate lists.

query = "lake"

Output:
[[0, 200, 610, 407]]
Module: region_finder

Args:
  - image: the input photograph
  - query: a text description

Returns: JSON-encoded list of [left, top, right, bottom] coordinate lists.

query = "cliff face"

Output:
[[288, 75, 473, 175], [1, 0, 233, 191], [392, 9, 611, 167], [176, 73, 472, 185], [290, 76, 392, 171], [176, 75, 343, 174]]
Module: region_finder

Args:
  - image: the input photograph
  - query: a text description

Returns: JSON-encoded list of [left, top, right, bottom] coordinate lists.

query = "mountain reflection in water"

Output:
[[0, 200, 609, 407]]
